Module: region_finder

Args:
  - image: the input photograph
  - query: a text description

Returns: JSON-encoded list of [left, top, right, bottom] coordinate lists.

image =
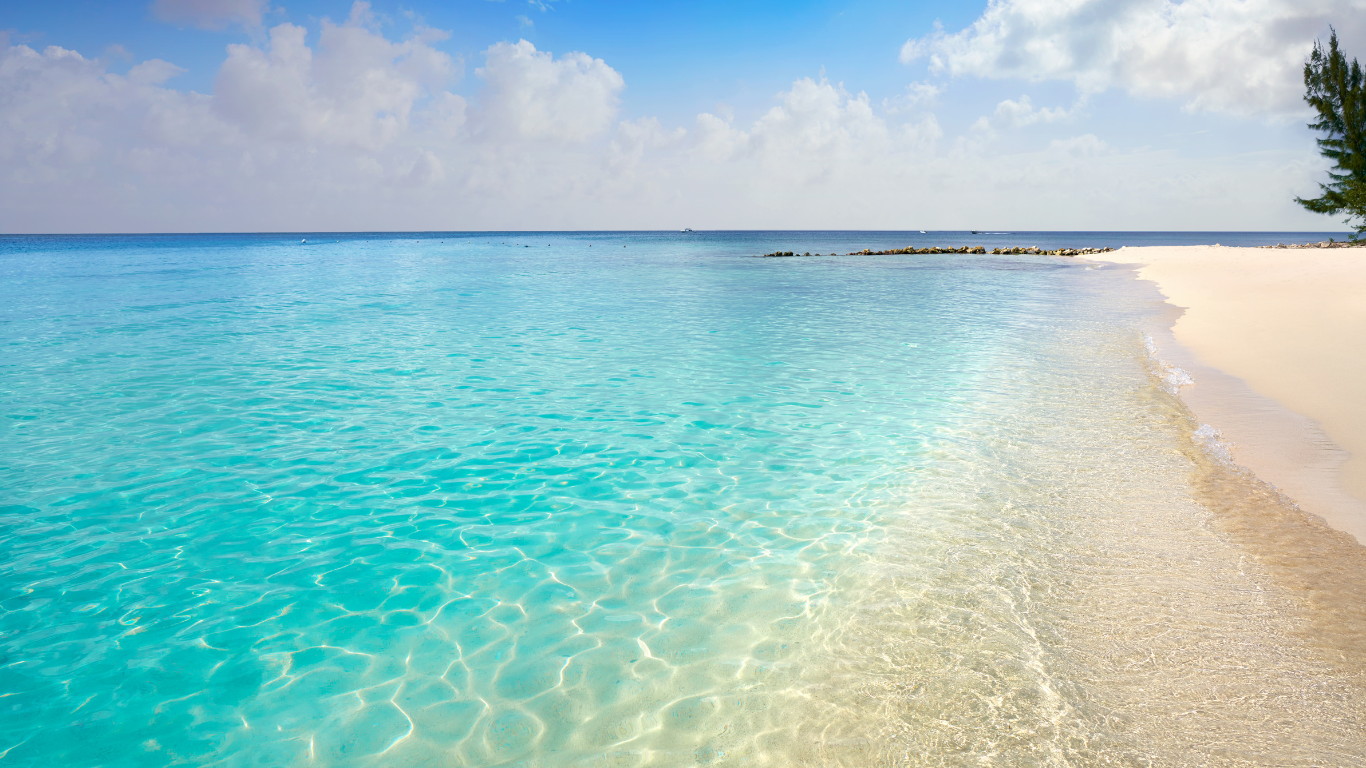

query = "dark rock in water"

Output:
[[768, 244, 1118, 259]]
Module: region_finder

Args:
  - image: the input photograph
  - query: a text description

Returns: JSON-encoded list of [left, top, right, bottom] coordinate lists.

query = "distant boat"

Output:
[[920, 230, 926, 234], [680, 228, 694, 232], [971, 230, 979, 234]]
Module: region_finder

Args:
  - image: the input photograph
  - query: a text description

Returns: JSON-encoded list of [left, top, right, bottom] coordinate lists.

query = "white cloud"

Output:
[[992, 95, 1074, 127], [0, 11, 1335, 233], [151, 0, 268, 29], [0, 9, 637, 231], [883, 81, 942, 114], [899, 20, 943, 65], [0, 43, 223, 226], [971, 94, 1085, 135], [693, 111, 746, 162], [902, 0, 1366, 116], [691, 77, 943, 184], [401, 149, 445, 187], [213, 4, 457, 150], [1048, 133, 1109, 158], [475, 40, 624, 142], [746, 78, 890, 173], [606, 117, 685, 175]]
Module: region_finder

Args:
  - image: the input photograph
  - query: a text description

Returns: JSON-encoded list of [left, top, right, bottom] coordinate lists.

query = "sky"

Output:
[[3, 0, 1364, 233]]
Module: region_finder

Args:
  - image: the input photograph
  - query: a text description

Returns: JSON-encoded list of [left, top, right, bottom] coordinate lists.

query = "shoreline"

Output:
[[1096, 245, 1366, 545]]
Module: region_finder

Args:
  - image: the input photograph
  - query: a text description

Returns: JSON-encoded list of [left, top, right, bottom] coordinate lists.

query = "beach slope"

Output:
[[1099, 244, 1366, 543]]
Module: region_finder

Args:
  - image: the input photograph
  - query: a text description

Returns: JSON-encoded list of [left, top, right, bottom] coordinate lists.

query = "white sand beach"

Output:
[[1099, 244, 1366, 544]]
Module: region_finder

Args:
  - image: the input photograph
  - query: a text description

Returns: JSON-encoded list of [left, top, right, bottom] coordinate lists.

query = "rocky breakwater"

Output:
[[758, 246, 1115, 258], [1260, 240, 1366, 249]]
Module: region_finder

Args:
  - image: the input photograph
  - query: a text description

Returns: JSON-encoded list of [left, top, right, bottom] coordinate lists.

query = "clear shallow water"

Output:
[[2, 233, 1364, 767]]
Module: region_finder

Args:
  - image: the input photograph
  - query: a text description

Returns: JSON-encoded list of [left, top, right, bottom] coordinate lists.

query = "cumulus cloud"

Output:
[[606, 117, 685, 175], [0, 5, 639, 231], [899, 21, 944, 65], [692, 77, 941, 181], [0, 5, 1336, 233], [475, 40, 624, 142], [970, 94, 1085, 135], [151, 0, 268, 29], [883, 81, 941, 114], [902, 0, 1366, 116], [214, 4, 458, 150], [992, 95, 1075, 127]]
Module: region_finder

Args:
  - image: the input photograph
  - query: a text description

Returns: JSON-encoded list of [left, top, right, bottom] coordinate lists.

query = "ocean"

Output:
[[2, 231, 1364, 767]]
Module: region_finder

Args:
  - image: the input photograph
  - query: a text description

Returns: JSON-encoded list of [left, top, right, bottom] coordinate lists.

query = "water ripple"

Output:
[[1, 234, 1363, 766]]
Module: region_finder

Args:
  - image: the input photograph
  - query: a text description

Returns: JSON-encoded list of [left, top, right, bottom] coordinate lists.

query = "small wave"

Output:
[[1143, 334, 1194, 394], [1192, 423, 1235, 464], [1145, 334, 1232, 465]]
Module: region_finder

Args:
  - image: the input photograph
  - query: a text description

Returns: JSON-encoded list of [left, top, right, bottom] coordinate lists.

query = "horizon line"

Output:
[[1, 229, 1355, 237]]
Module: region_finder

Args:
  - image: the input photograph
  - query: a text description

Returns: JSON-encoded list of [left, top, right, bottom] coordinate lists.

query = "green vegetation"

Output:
[[1298, 29, 1366, 237]]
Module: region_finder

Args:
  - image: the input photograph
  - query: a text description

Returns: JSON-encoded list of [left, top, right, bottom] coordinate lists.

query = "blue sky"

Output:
[[5, 1, 973, 103], [1, 0, 1359, 232]]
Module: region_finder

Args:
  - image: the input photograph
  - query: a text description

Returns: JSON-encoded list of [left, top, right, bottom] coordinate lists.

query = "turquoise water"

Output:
[[3, 233, 1365, 766]]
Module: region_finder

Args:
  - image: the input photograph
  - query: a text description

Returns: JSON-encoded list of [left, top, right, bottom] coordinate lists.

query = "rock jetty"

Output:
[[1260, 240, 1365, 249], [758, 246, 1115, 258]]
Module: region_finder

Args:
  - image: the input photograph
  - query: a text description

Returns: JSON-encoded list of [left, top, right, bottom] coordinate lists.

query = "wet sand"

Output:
[[1097, 244, 1366, 545]]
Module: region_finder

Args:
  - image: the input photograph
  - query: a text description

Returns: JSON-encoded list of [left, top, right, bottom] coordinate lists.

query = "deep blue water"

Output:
[[4, 229, 1349, 255]]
